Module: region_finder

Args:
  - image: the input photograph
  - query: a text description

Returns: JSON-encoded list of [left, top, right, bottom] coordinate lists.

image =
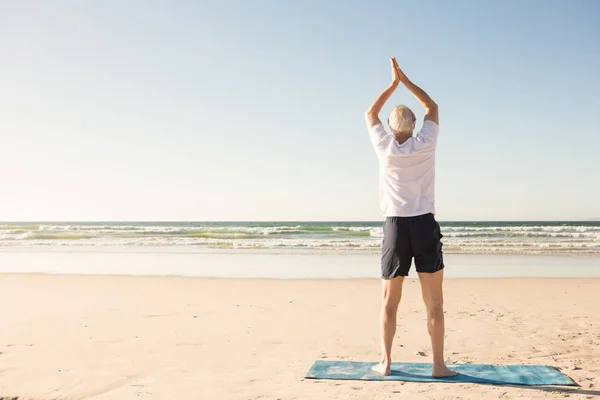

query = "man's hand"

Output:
[[391, 57, 408, 85]]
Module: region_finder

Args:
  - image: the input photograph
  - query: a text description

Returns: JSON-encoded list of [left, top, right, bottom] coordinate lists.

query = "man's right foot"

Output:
[[371, 362, 391, 376], [432, 364, 457, 378]]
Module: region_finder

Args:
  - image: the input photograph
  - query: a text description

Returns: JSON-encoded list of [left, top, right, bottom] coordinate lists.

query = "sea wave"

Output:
[[26, 233, 93, 240], [1, 222, 599, 255]]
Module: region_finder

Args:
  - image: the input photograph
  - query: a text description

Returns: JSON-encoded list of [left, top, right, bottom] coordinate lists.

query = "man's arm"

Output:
[[364, 57, 401, 128], [394, 61, 439, 125]]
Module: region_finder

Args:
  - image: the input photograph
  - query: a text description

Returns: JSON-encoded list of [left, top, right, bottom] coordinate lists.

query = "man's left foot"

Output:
[[371, 362, 391, 376], [432, 364, 457, 378]]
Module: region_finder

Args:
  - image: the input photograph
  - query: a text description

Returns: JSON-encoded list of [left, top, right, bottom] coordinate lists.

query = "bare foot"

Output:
[[371, 362, 391, 376], [432, 364, 457, 378]]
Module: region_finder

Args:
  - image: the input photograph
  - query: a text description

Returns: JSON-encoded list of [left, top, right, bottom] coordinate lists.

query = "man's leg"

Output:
[[372, 275, 404, 376], [417, 269, 456, 377]]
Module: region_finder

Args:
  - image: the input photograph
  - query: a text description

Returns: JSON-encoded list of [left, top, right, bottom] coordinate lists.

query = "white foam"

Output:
[[1, 222, 599, 255]]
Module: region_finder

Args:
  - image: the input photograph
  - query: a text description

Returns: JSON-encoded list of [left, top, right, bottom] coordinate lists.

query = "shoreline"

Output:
[[0, 251, 599, 279], [2, 272, 600, 281], [2, 245, 600, 257]]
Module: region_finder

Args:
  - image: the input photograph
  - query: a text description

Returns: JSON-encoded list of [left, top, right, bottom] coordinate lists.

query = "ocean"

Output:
[[1, 221, 599, 255]]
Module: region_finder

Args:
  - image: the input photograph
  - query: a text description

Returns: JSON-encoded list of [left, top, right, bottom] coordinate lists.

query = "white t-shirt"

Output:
[[368, 120, 440, 217]]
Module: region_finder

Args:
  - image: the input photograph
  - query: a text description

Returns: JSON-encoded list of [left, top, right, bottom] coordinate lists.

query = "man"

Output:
[[365, 57, 456, 378]]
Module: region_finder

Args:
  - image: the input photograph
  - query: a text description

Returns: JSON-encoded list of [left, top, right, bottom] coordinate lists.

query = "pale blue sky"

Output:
[[1, 0, 598, 221]]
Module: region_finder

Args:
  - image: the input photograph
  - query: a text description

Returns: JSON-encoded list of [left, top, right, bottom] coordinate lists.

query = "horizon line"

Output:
[[1, 219, 599, 223]]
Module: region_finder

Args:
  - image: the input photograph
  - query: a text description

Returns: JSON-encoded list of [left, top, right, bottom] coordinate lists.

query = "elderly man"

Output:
[[365, 58, 455, 378]]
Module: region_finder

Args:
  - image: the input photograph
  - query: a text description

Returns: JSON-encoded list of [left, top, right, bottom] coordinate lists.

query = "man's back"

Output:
[[369, 120, 440, 217]]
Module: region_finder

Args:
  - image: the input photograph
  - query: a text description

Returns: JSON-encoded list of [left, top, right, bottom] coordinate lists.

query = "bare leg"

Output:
[[372, 276, 404, 376], [418, 269, 456, 378]]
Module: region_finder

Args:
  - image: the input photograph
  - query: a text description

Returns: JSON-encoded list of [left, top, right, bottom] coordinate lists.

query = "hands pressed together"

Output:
[[390, 57, 408, 86]]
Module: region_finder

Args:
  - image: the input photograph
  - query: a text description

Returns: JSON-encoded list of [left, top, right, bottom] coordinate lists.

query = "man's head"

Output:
[[388, 105, 416, 138]]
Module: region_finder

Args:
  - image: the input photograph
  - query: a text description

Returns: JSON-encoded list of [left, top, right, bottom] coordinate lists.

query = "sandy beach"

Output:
[[1, 274, 599, 399]]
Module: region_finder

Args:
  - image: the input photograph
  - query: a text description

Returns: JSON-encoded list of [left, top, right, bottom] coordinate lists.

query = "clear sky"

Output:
[[1, 0, 599, 221]]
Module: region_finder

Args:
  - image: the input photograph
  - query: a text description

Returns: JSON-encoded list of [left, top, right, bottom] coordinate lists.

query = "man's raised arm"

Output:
[[393, 60, 439, 125], [364, 57, 402, 128]]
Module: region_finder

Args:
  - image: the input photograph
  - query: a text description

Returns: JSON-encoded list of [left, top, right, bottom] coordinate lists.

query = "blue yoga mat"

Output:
[[305, 361, 576, 386]]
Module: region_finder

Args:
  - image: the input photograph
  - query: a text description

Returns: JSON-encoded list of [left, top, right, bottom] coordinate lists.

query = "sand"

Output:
[[1, 274, 599, 399]]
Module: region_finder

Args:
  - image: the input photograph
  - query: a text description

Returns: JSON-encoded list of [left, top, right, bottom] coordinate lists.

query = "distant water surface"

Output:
[[1, 221, 599, 255]]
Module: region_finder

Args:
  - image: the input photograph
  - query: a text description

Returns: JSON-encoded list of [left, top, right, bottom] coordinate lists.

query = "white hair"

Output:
[[388, 105, 416, 134]]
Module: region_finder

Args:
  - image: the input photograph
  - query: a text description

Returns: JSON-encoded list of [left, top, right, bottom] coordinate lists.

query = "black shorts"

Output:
[[381, 213, 444, 279]]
